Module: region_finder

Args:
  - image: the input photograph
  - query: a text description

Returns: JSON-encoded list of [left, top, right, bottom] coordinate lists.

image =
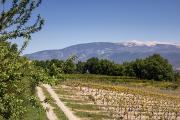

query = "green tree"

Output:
[[126, 54, 174, 81], [143, 54, 174, 81], [0, 0, 44, 44], [123, 62, 135, 76], [111, 64, 124, 76], [0, 0, 44, 119], [63, 56, 77, 74], [84, 58, 124, 76], [35, 59, 64, 77], [98, 59, 113, 75], [85, 57, 100, 74], [76, 61, 86, 73], [131, 59, 145, 79]]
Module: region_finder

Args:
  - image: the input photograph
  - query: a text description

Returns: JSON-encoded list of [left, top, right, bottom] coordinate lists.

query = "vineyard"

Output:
[[1, 0, 180, 119], [52, 74, 180, 120]]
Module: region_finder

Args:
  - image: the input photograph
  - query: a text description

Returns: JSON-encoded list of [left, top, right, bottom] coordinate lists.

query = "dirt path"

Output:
[[36, 86, 58, 120], [43, 84, 80, 120]]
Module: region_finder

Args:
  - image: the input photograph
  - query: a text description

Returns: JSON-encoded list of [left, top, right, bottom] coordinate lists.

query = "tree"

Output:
[[63, 56, 77, 74], [85, 57, 100, 74], [76, 61, 86, 73], [143, 54, 174, 81], [98, 59, 113, 75], [84, 58, 125, 76], [131, 59, 145, 79], [123, 62, 135, 76], [126, 54, 174, 81], [111, 64, 124, 76], [0, 0, 44, 119], [0, 0, 44, 45]]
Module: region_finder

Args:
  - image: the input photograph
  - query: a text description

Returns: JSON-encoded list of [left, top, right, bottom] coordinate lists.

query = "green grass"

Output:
[[66, 102, 100, 111], [62, 74, 179, 90], [75, 111, 111, 120], [53, 86, 73, 96], [23, 105, 48, 120], [60, 97, 87, 103], [41, 86, 68, 120]]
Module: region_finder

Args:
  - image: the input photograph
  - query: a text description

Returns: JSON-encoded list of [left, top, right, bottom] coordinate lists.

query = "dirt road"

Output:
[[43, 84, 80, 120], [37, 86, 58, 120]]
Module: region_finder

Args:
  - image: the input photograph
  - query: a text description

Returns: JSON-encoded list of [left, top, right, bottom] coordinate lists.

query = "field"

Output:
[[50, 74, 180, 120]]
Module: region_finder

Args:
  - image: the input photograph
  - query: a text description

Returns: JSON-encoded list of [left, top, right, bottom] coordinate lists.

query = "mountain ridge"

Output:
[[25, 41, 180, 69]]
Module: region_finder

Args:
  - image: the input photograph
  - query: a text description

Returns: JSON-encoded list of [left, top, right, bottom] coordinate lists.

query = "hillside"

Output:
[[25, 41, 180, 69]]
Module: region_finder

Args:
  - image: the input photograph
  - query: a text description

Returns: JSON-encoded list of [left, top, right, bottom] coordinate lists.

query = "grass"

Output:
[[60, 97, 87, 103], [0, 105, 47, 120], [61, 74, 180, 95], [75, 111, 111, 120], [65, 102, 110, 119], [41, 86, 68, 120], [0, 101, 48, 120], [53, 86, 73, 96], [24, 105, 48, 120], [66, 102, 100, 111], [63, 74, 136, 85]]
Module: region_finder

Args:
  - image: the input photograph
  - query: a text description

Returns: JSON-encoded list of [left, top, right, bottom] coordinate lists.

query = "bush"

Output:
[[0, 42, 48, 119]]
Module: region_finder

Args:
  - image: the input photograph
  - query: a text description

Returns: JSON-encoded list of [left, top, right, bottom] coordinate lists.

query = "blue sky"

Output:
[[16, 0, 180, 54]]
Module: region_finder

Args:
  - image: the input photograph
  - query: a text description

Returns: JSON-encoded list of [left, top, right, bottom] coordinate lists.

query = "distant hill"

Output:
[[25, 40, 180, 70]]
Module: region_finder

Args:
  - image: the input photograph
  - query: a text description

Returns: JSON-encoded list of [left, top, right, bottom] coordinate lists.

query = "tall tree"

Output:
[[0, 0, 44, 53], [0, 0, 44, 119]]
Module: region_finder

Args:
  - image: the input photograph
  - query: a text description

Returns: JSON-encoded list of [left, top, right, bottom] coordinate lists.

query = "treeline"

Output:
[[34, 57, 77, 78], [35, 54, 175, 81]]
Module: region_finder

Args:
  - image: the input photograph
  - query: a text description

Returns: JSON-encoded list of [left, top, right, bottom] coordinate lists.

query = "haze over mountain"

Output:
[[25, 40, 180, 70]]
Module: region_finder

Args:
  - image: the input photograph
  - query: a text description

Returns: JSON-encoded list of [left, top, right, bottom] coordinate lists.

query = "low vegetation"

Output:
[[53, 74, 180, 120], [64, 74, 179, 90], [53, 84, 113, 120]]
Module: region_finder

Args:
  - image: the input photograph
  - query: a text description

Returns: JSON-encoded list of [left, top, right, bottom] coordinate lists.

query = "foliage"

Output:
[[128, 54, 174, 81], [81, 54, 174, 81], [35, 56, 77, 78], [0, 41, 48, 119], [174, 72, 180, 82], [35, 54, 175, 81], [0, 0, 44, 43], [76, 61, 86, 74], [0, 0, 45, 119], [63, 56, 77, 74], [84, 58, 124, 76]]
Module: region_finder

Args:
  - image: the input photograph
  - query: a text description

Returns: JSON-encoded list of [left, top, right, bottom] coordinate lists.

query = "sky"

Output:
[[14, 0, 180, 54]]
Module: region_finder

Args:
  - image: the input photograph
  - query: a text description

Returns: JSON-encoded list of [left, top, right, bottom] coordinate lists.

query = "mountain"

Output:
[[25, 40, 180, 69]]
